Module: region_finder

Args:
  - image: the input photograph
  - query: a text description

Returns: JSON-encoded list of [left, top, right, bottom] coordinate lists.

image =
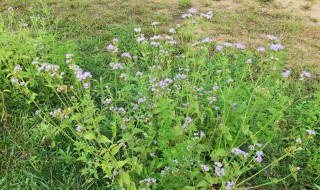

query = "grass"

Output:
[[0, 0, 319, 189], [1, 0, 319, 73]]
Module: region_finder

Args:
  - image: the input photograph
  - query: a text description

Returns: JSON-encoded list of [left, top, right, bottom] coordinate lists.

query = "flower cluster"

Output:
[[270, 43, 285, 51], [226, 181, 235, 190], [109, 62, 124, 70], [181, 117, 192, 131], [299, 71, 311, 80], [214, 162, 225, 176], [231, 148, 248, 158], [139, 178, 157, 184], [255, 151, 263, 163], [200, 164, 210, 172]]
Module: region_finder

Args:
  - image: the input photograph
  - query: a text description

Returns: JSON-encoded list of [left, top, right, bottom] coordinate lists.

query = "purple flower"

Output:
[[137, 35, 146, 42], [216, 45, 224, 51], [121, 52, 131, 58], [200, 11, 213, 19], [107, 44, 115, 51], [35, 110, 41, 115], [296, 138, 301, 143], [76, 125, 83, 132], [214, 162, 225, 176], [270, 43, 285, 51], [169, 28, 176, 33], [11, 78, 19, 84], [236, 43, 245, 49], [173, 159, 178, 164], [200, 164, 210, 172], [246, 59, 252, 63], [134, 28, 141, 32], [231, 148, 248, 158], [14, 65, 22, 73], [256, 151, 263, 157], [300, 71, 311, 79], [226, 181, 235, 190], [282, 70, 290, 78], [103, 98, 111, 104], [255, 156, 263, 163], [257, 143, 263, 147], [224, 42, 233, 47], [83, 83, 89, 89], [202, 38, 212, 43], [227, 78, 234, 83], [249, 145, 255, 150], [188, 8, 197, 14], [152, 21, 159, 26], [267, 34, 280, 42], [109, 62, 123, 70], [136, 71, 143, 76], [306, 129, 315, 135], [182, 14, 192, 18], [257, 47, 265, 52]]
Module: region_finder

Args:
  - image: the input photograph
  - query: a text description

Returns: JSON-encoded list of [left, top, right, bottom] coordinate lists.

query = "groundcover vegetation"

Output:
[[0, 6, 319, 190]]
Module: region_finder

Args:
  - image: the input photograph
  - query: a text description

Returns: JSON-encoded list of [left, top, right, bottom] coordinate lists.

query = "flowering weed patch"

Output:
[[0, 6, 319, 190]]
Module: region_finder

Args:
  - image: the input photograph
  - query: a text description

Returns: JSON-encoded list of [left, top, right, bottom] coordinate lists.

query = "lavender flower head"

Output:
[[270, 43, 285, 51], [282, 70, 290, 78], [226, 181, 235, 190], [76, 125, 83, 132], [216, 45, 224, 51], [246, 59, 252, 63], [200, 164, 210, 172], [306, 129, 315, 135], [257, 47, 265, 52], [236, 43, 245, 49], [188, 8, 197, 14], [152, 21, 159, 26], [121, 52, 131, 58], [300, 71, 311, 80], [267, 34, 280, 42], [134, 28, 141, 32], [231, 148, 248, 158]]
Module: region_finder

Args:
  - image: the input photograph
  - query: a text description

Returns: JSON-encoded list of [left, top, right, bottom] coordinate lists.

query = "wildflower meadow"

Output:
[[0, 1, 319, 190]]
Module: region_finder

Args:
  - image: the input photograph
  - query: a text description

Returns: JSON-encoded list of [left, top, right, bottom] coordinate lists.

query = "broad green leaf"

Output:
[[84, 132, 95, 140], [210, 149, 230, 161], [97, 135, 111, 143], [111, 145, 122, 155], [119, 171, 130, 186]]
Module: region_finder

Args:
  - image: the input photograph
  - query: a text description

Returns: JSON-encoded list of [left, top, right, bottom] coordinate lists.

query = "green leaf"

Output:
[[210, 149, 230, 161], [183, 186, 195, 190], [83, 132, 96, 140], [119, 171, 130, 186], [242, 124, 249, 135], [116, 158, 130, 168], [196, 180, 208, 188], [111, 145, 122, 155], [97, 135, 111, 143]]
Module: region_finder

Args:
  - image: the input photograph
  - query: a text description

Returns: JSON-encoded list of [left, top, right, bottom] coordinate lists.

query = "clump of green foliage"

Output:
[[0, 6, 319, 190]]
